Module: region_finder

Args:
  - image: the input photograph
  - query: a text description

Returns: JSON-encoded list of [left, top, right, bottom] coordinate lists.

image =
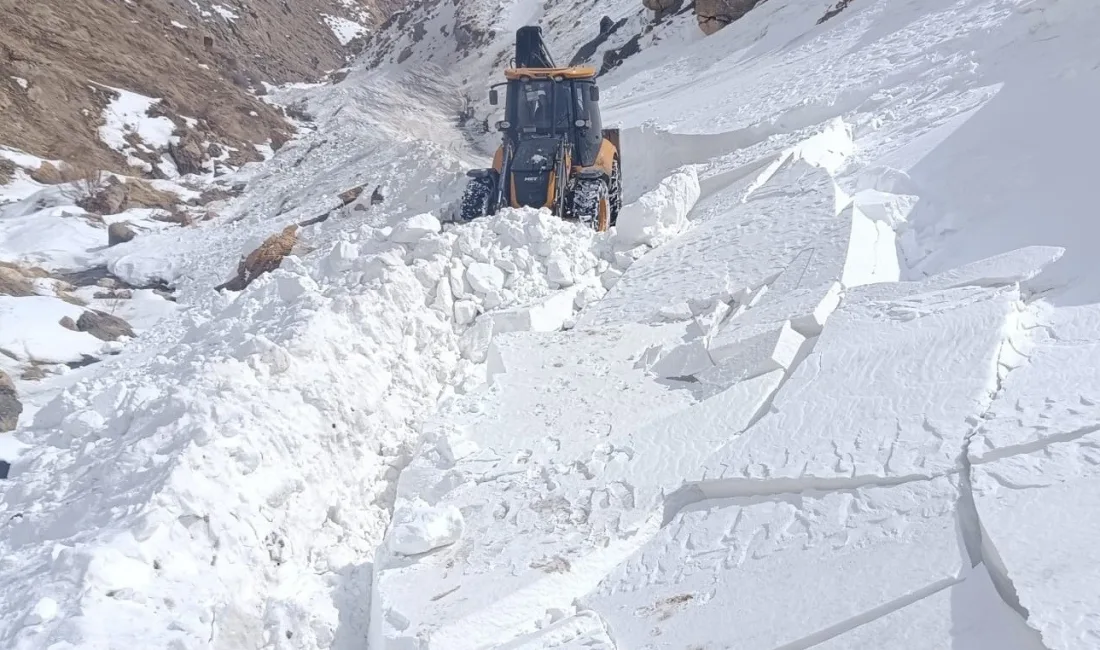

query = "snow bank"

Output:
[[0, 296, 110, 364], [581, 120, 856, 329], [0, 207, 611, 649], [612, 165, 700, 249]]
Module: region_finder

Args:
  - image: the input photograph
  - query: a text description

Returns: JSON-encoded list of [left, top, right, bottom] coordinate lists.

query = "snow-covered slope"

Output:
[[2, 0, 1099, 649]]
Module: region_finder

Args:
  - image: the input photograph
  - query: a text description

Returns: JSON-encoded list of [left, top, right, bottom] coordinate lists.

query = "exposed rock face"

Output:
[[0, 370, 21, 433], [696, 0, 765, 34], [168, 130, 207, 176]]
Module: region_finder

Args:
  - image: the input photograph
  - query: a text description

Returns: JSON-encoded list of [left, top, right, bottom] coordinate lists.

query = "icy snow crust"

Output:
[[4, 0, 1100, 649]]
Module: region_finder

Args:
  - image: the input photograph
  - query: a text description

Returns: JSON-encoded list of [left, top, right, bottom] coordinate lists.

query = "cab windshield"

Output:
[[514, 80, 573, 131]]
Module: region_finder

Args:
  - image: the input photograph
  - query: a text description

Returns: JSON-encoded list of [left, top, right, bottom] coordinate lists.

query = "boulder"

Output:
[[76, 310, 135, 341], [82, 176, 129, 215], [168, 130, 207, 176], [696, 0, 763, 34], [643, 0, 684, 12], [108, 222, 137, 246], [0, 370, 22, 432], [216, 224, 299, 292], [338, 185, 365, 206]]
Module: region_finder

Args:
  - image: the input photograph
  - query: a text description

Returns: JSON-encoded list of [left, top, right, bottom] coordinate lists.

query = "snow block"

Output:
[[583, 477, 965, 650], [701, 281, 1022, 483], [969, 304, 1100, 462], [698, 321, 805, 387], [840, 197, 903, 287], [613, 166, 701, 249], [390, 212, 442, 243], [810, 565, 1044, 650], [649, 338, 713, 378], [466, 262, 505, 294], [600, 369, 785, 533], [582, 160, 840, 328], [387, 500, 464, 556], [972, 431, 1100, 648], [709, 280, 841, 366], [923, 245, 1064, 291], [461, 289, 580, 364]]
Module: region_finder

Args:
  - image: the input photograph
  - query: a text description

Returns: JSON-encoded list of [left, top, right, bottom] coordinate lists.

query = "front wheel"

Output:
[[461, 175, 496, 221], [571, 178, 611, 232], [609, 158, 622, 227]]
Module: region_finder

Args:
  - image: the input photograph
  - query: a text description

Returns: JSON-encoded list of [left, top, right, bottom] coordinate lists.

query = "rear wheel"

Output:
[[571, 178, 611, 232], [609, 159, 622, 226], [461, 175, 496, 221]]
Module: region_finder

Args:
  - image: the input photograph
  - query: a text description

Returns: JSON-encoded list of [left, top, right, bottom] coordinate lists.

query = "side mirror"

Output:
[[489, 89, 499, 105], [590, 85, 600, 102]]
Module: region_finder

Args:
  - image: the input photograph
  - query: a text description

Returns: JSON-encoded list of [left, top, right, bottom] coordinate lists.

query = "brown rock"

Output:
[[28, 161, 65, 184], [216, 224, 299, 292], [695, 0, 764, 34], [642, 0, 683, 11], [59, 316, 78, 331], [339, 185, 365, 206], [81, 176, 129, 215], [76, 310, 135, 341], [108, 222, 138, 246], [124, 179, 180, 211], [0, 265, 37, 298], [21, 365, 48, 381], [0, 370, 22, 433], [168, 131, 207, 176]]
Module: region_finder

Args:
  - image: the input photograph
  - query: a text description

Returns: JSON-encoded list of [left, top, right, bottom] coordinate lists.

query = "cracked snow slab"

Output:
[[582, 477, 966, 650], [371, 324, 699, 650], [969, 302, 1100, 463], [811, 564, 1047, 650], [972, 429, 1100, 648], [696, 279, 1023, 485], [580, 160, 842, 328]]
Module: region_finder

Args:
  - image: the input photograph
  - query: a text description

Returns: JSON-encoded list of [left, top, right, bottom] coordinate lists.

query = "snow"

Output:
[[210, 4, 237, 21], [11, 76, 29, 91], [4, 0, 1100, 648], [0, 296, 108, 364], [96, 85, 178, 174], [322, 14, 367, 46], [171, 20, 188, 29]]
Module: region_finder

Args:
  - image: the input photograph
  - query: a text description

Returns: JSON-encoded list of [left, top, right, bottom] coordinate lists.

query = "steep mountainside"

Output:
[[1, 0, 402, 178]]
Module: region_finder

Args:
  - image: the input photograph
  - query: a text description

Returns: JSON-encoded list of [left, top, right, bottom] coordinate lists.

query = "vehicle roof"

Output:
[[504, 66, 598, 81]]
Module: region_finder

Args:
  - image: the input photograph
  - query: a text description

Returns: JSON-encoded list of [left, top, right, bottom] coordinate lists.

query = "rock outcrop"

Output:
[[0, 371, 22, 433], [696, 0, 765, 35]]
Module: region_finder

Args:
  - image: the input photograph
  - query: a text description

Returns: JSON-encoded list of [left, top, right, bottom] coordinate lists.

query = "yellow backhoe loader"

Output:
[[460, 26, 623, 231]]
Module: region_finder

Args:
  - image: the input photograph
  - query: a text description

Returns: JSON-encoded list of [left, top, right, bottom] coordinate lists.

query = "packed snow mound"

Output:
[[0, 204, 620, 649]]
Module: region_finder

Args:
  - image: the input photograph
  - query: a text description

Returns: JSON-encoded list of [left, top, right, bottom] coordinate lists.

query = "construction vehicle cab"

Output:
[[461, 26, 622, 231]]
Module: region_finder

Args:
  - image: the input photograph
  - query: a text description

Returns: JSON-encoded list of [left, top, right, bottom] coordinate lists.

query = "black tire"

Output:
[[609, 158, 622, 226], [571, 178, 611, 232], [461, 176, 495, 221]]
